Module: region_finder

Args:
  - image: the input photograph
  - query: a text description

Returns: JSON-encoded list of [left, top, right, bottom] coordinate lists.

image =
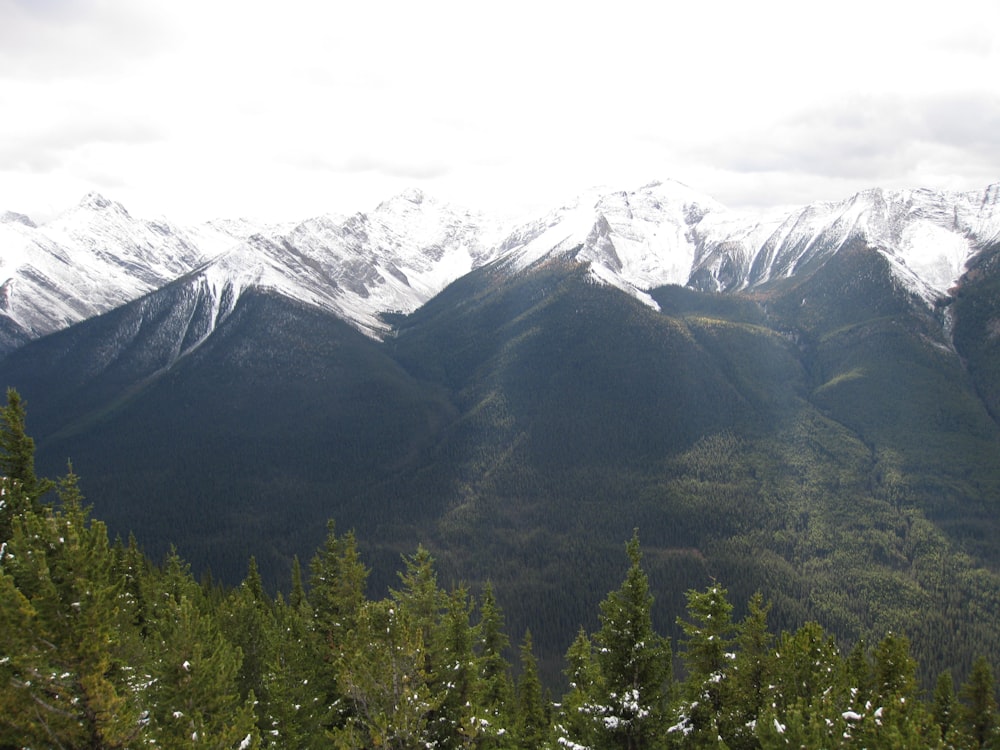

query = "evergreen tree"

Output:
[[725, 591, 773, 750], [854, 632, 930, 748], [329, 599, 436, 749], [310, 521, 369, 651], [391, 544, 447, 678], [258, 593, 322, 747], [516, 630, 550, 749], [0, 390, 51, 500], [308, 521, 370, 733], [671, 581, 736, 747], [289, 554, 308, 612], [958, 656, 1000, 749], [756, 621, 847, 749], [144, 592, 258, 747], [221, 557, 280, 737], [429, 585, 481, 749], [933, 670, 957, 744], [592, 530, 672, 750], [555, 628, 603, 750], [476, 582, 516, 747], [0, 465, 144, 748]]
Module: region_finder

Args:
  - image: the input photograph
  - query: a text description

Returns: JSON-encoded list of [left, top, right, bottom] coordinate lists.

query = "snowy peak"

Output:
[[3, 180, 1000, 356], [686, 183, 1000, 307], [1, 211, 37, 228], [0, 193, 219, 346], [76, 190, 125, 214], [195, 190, 506, 338], [494, 180, 725, 307]]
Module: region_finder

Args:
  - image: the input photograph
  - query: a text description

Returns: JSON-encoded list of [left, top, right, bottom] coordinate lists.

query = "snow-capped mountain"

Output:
[[492, 179, 1000, 312], [689, 183, 1000, 306], [172, 188, 506, 345], [0, 188, 502, 353], [3, 180, 999, 358], [493, 180, 725, 307], [0, 192, 254, 346]]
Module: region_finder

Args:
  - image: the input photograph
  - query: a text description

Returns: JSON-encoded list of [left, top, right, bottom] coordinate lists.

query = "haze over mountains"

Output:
[[2, 178, 1000, 685]]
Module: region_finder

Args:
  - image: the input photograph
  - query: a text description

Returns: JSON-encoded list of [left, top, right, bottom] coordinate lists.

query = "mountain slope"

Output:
[[3, 180, 1000, 688], [199, 188, 504, 337], [0, 193, 251, 352]]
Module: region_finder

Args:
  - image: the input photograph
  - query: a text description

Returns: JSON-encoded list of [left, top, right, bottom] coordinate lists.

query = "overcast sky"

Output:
[[1, 0, 998, 225]]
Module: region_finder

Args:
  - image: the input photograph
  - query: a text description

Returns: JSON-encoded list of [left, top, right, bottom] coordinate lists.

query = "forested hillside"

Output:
[[2, 238, 999, 698], [2, 390, 999, 748]]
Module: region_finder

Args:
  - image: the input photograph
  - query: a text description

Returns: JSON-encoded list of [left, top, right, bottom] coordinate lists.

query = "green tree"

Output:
[[0, 466, 145, 748], [428, 585, 481, 749], [555, 628, 603, 750], [136, 547, 259, 747], [755, 621, 847, 749], [476, 582, 516, 747], [310, 521, 369, 651], [724, 591, 773, 750], [329, 599, 436, 749], [850, 632, 930, 748], [671, 582, 736, 747], [0, 388, 52, 544], [592, 530, 672, 750], [958, 656, 999, 749], [309, 521, 371, 733], [933, 670, 957, 744], [516, 630, 550, 749], [221, 557, 281, 738]]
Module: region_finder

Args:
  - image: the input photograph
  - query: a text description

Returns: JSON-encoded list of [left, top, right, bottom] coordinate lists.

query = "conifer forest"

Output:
[[2, 390, 1000, 748]]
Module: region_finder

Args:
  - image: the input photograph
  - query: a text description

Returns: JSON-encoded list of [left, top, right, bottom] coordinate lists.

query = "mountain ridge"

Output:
[[3, 179, 999, 358], [2, 181, 1000, 688]]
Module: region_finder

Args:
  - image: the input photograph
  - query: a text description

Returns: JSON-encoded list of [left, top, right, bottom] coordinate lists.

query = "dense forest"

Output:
[[2, 389, 999, 749]]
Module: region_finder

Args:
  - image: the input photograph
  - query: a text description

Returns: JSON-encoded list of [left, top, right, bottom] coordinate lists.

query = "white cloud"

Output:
[[0, 0, 997, 224]]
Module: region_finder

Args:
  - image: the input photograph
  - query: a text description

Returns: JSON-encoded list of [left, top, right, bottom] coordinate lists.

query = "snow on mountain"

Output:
[[0, 192, 231, 343], [3, 180, 999, 355], [175, 188, 507, 340], [689, 183, 1000, 306], [491, 180, 1000, 314], [494, 180, 725, 308]]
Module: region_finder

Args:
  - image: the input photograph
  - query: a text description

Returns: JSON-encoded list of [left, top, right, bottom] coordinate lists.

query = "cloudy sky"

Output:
[[1, 0, 998, 225]]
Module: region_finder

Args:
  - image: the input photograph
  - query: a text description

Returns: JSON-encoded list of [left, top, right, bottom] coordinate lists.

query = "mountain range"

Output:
[[2, 178, 1000, 685]]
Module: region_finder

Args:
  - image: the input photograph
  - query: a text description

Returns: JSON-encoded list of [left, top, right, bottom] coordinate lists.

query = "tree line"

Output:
[[2, 387, 999, 749]]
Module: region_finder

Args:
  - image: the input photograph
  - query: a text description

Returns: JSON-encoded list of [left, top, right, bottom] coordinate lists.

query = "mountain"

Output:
[[2, 179, 1000, 688], [0, 188, 503, 353], [491, 179, 1000, 313], [0, 192, 250, 352], [189, 188, 505, 338]]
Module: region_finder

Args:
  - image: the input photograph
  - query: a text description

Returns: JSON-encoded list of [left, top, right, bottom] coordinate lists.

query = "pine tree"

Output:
[[476, 582, 516, 747], [516, 630, 550, 749], [0, 388, 52, 543], [330, 599, 436, 749], [141, 553, 259, 747], [725, 591, 773, 750], [933, 670, 957, 743], [310, 521, 369, 651], [555, 628, 603, 750], [308, 521, 371, 733], [221, 557, 280, 738], [592, 530, 672, 750], [856, 632, 929, 748], [958, 656, 1000, 749], [756, 621, 847, 749], [429, 585, 481, 749], [672, 581, 736, 747], [0, 465, 145, 748]]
